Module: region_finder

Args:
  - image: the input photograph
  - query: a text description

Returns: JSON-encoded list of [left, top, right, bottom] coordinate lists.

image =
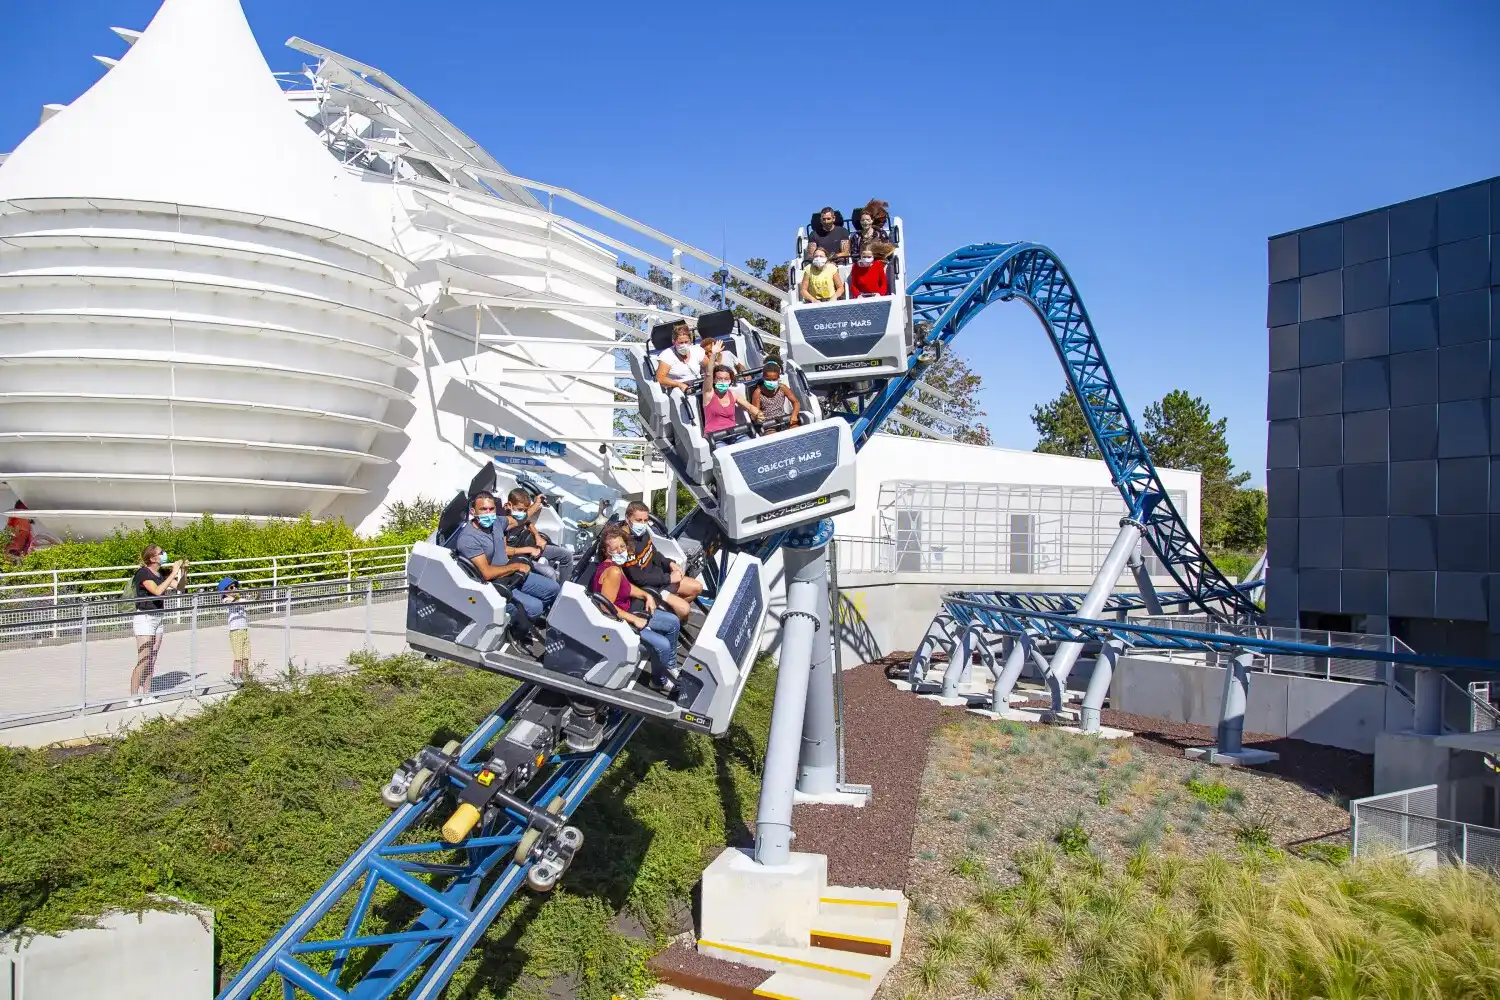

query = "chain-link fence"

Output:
[[1351, 784, 1500, 876], [0, 573, 410, 730]]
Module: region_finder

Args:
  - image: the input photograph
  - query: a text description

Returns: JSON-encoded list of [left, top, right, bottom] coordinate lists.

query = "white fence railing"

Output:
[[0, 573, 409, 729], [1351, 785, 1500, 876], [0, 545, 413, 635]]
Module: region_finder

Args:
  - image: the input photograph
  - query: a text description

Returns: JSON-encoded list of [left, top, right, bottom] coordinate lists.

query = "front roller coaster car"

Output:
[[406, 533, 769, 736]]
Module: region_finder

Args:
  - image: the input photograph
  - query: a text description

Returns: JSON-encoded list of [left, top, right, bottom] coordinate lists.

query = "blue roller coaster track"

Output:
[[218, 241, 1258, 999]]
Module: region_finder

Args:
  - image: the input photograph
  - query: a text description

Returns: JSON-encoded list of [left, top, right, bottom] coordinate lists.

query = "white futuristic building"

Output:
[[0, 0, 778, 539]]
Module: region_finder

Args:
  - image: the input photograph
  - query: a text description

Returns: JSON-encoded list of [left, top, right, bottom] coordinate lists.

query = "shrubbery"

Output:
[[3, 501, 444, 592]]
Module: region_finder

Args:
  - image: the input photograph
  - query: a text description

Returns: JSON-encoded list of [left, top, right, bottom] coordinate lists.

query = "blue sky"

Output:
[[3, 0, 1497, 485]]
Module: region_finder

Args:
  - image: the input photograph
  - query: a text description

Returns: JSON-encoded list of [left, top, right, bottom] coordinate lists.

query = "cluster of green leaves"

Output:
[[0, 651, 779, 999], [1030, 385, 1266, 553], [3, 501, 444, 595]]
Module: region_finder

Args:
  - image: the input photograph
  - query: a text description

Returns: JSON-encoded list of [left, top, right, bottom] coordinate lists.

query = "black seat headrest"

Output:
[[437, 490, 469, 543], [696, 309, 734, 344], [650, 321, 683, 352], [466, 462, 497, 501], [809, 209, 845, 230]]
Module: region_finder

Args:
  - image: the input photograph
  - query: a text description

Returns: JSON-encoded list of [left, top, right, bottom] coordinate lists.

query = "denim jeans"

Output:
[[635, 610, 681, 686], [539, 543, 574, 581], [509, 571, 561, 626]]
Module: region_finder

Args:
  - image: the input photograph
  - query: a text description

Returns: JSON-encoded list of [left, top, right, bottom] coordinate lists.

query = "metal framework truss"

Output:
[[851, 244, 1259, 620], [943, 597, 1500, 673], [217, 688, 642, 1000]]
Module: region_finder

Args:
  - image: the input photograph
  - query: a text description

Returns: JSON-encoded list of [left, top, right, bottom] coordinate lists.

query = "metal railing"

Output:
[[0, 544, 412, 635], [1132, 616, 1412, 686], [1351, 785, 1500, 876], [0, 573, 409, 730], [832, 534, 1179, 578]]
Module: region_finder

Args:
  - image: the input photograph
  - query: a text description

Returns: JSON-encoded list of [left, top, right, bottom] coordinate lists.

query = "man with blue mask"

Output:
[[620, 501, 702, 622], [451, 490, 560, 648]]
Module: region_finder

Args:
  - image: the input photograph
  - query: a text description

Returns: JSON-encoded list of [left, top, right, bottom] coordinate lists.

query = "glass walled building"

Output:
[[1266, 176, 1500, 656]]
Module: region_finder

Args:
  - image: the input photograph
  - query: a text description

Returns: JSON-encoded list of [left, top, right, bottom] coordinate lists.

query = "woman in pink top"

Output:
[[700, 359, 760, 447]]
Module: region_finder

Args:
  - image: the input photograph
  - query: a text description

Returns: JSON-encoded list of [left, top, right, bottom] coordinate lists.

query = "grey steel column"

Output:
[[1413, 668, 1443, 735], [991, 631, 1034, 707], [1217, 649, 1255, 754], [797, 541, 837, 796], [1046, 518, 1144, 708], [755, 521, 832, 866], [1080, 639, 1123, 733], [1127, 538, 1162, 615]]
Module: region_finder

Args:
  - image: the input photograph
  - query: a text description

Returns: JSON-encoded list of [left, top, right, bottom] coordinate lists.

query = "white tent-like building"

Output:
[[0, 0, 748, 539]]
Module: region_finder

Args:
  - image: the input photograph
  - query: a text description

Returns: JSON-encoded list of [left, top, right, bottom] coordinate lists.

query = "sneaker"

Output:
[[141, 695, 161, 706]]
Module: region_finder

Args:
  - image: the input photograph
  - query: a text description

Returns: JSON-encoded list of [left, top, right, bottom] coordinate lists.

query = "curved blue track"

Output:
[[222, 240, 1258, 1000], [859, 242, 1259, 620]]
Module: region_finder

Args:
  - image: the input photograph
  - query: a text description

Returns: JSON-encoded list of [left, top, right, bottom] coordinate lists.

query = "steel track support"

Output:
[[797, 531, 838, 796], [1127, 538, 1162, 616], [755, 523, 832, 866], [1043, 518, 1144, 711], [1080, 639, 1123, 733]]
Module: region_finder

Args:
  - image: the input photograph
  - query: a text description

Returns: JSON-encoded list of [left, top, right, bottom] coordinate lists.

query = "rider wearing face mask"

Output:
[[620, 500, 702, 622], [451, 490, 560, 647], [749, 357, 800, 434], [653, 321, 704, 393], [701, 359, 761, 447], [501, 488, 574, 582], [591, 525, 681, 694], [799, 249, 845, 303], [849, 242, 891, 298]]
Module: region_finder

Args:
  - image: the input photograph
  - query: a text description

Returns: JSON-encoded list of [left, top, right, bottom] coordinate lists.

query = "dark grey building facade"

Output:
[[1265, 176, 1500, 657]]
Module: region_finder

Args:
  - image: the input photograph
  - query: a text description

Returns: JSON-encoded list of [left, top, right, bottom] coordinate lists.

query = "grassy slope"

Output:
[[0, 652, 777, 1000]]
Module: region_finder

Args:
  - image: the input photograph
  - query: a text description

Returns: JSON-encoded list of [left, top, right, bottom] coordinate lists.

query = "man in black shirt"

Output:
[[804, 206, 851, 263]]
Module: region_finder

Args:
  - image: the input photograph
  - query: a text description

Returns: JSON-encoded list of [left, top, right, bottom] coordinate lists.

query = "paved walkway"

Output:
[[0, 598, 409, 728]]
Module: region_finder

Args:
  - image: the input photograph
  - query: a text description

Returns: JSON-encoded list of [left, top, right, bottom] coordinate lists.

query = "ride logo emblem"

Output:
[[795, 298, 891, 357], [715, 561, 764, 668], [731, 425, 840, 505]]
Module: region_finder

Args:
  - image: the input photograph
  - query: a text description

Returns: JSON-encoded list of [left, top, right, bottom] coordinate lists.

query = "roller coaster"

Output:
[[216, 229, 1303, 999]]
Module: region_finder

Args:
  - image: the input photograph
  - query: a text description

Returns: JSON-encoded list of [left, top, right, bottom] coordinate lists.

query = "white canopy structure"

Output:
[[0, 0, 794, 539]]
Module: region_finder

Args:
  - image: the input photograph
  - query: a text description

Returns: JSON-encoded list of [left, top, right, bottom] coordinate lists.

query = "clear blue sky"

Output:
[[4, 0, 1497, 485]]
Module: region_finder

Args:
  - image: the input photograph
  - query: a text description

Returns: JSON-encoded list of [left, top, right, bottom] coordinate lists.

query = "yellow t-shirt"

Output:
[[805, 263, 839, 301]]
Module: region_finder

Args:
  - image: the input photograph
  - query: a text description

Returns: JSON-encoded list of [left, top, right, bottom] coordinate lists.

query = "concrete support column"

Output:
[[1413, 668, 1444, 736]]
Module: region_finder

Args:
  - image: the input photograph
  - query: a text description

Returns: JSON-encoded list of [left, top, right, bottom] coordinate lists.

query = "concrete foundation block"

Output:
[[1055, 724, 1134, 740], [1185, 746, 1281, 767], [699, 847, 827, 949], [1, 903, 214, 1000], [793, 787, 870, 808]]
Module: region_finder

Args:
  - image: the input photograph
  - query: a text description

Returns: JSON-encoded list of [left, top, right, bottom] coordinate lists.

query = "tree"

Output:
[[1140, 390, 1252, 551], [1030, 386, 1099, 459], [1221, 487, 1267, 552], [886, 351, 993, 445], [613, 261, 674, 439]]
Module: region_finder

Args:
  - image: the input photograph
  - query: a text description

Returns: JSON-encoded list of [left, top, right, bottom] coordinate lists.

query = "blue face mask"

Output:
[[510, 509, 527, 521], [714, 382, 730, 394], [630, 522, 649, 536], [476, 513, 497, 529], [763, 379, 779, 391]]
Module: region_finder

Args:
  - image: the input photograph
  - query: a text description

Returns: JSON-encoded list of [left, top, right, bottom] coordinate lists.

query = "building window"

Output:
[[895, 509, 922, 573], [1009, 513, 1034, 574]]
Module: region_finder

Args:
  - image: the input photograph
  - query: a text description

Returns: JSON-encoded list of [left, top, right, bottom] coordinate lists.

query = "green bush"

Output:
[[0, 651, 779, 999], [3, 501, 444, 594]]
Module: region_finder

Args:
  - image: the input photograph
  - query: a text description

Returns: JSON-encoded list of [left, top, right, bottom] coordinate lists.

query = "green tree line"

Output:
[[1030, 386, 1266, 553]]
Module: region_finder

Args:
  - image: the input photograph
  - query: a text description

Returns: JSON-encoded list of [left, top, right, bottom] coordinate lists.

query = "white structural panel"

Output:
[[0, 0, 416, 537]]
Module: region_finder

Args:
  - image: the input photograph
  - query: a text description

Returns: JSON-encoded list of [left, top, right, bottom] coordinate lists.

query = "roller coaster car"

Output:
[[407, 494, 769, 736], [785, 215, 914, 388]]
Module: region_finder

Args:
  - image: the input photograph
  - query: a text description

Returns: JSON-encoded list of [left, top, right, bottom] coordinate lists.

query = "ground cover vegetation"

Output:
[[884, 716, 1500, 999], [0, 651, 778, 1000]]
